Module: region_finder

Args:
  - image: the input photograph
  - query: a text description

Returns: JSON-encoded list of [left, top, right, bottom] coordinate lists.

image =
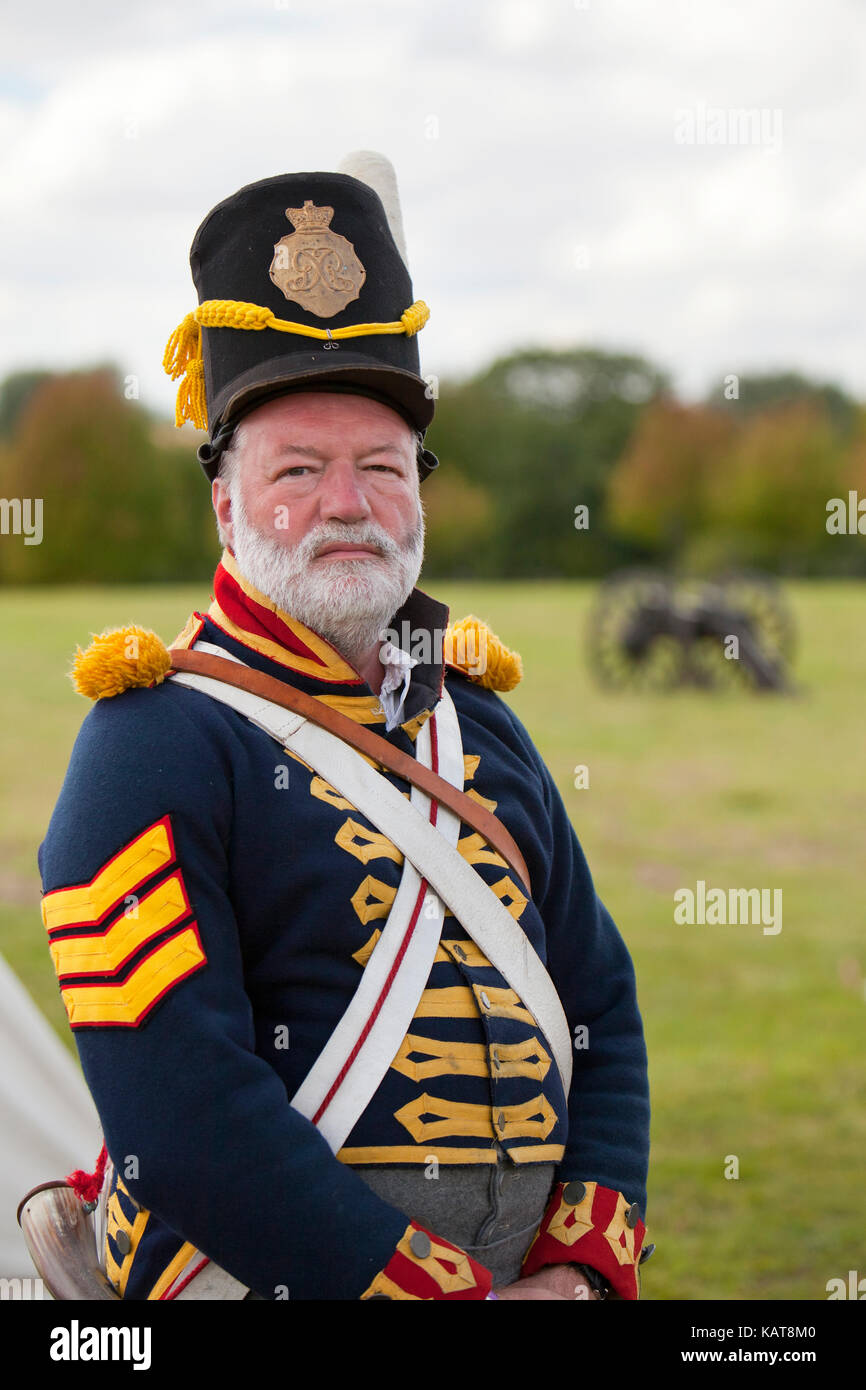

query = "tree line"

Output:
[[1, 351, 863, 584]]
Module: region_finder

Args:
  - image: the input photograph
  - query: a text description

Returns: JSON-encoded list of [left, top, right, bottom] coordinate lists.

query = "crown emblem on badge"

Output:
[[285, 201, 336, 232], [269, 200, 366, 318]]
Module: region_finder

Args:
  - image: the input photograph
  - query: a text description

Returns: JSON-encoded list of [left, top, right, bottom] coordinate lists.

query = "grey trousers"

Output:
[[355, 1159, 556, 1287]]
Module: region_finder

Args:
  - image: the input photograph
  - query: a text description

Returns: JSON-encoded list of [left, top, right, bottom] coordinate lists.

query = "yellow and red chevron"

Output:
[[41, 815, 206, 1028]]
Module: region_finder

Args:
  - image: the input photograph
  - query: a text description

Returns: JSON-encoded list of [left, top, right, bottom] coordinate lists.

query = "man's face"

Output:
[[212, 391, 425, 657]]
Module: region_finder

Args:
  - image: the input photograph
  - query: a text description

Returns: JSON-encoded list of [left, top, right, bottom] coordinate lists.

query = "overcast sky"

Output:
[[1, 0, 864, 425]]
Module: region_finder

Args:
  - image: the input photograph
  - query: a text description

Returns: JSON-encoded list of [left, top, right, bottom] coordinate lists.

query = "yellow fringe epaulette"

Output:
[[71, 626, 172, 700], [444, 615, 522, 692], [69, 618, 522, 699]]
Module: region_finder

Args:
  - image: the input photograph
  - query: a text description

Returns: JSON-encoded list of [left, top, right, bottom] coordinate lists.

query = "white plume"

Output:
[[337, 150, 409, 271]]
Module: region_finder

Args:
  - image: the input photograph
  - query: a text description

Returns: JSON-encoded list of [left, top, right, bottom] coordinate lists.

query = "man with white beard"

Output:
[[216, 390, 427, 707], [37, 160, 651, 1303]]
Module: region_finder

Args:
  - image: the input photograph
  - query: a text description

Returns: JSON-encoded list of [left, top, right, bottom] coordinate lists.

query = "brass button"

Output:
[[496, 1111, 507, 1133], [626, 1203, 641, 1229], [409, 1230, 432, 1259], [115, 1230, 131, 1257], [563, 1180, 586, 1207], [453, 944, 467, 960], [491, 1048, 501, 1071], [479, 991, 492, 1009]]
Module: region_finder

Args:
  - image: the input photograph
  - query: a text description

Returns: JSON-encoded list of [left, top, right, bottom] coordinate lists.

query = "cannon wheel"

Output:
[[586, 570, 686, 690], [686, 571, 795, 690], [716, 570, 795, 668]]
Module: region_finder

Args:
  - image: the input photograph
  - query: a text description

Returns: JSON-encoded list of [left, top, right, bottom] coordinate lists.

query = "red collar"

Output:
[[206, 551, 364, 684]]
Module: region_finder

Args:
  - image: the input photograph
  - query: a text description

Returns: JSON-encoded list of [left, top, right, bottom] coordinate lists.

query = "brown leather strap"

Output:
[[168, 648, 532, 896]]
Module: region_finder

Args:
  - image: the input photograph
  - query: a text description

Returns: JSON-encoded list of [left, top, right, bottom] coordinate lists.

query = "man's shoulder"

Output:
[[443, 649, 548, 783], [41, 634, 238, 892], [68, 665, 240, 771], [46, 625, 235, 813], [67, 622, 241, 745]]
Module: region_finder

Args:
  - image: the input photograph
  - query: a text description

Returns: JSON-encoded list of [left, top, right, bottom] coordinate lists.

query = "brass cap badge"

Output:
[[269, 201, 366, 317]]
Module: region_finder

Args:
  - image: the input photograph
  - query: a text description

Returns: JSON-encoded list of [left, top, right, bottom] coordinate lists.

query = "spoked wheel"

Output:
[[713, 571, 796, 681], [679, 576, 755, 690], [587, 571, 686, 690], [684, 629, 754, 689]]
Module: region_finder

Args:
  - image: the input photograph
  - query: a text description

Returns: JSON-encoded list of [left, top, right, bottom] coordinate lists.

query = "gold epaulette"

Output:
[[70, 627, 172, 700], [444, 615, 522, 692], [70, 616, 524, 700]]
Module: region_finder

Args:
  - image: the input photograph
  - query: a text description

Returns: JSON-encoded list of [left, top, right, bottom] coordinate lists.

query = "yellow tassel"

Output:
[[70, 627, 172, 701], [444, 616, 523, 691], [162, 313, 201, 381], [174, 358, 208, 430], [164, 313, 208, 429]]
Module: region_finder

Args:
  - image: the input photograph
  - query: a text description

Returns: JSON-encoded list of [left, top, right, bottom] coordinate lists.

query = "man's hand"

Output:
[[492, 1264, 598, 1300]]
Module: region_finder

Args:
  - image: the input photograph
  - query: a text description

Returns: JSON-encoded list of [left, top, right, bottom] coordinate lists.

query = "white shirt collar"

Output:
[[377, 639, 420, 732]]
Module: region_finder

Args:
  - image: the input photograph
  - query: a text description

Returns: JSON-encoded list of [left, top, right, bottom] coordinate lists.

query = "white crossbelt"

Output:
[[170, 643, 573, 1102], [161, 644, 573, 1298], [289, 686, 463, 1150], [171, 644, 463, 1147]]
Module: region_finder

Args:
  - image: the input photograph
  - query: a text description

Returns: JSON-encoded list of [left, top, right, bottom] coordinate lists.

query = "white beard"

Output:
[[228, 487, 426, 660]]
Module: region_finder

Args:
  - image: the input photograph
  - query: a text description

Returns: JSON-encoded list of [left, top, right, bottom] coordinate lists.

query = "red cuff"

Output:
[[360, 1221, 493, 1300], [521, 1180, 647, 1300]]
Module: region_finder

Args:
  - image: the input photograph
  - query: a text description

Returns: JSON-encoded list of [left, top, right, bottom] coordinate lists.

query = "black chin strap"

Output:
[[197, 423, 237, 482], [417, 447, 440, 482]]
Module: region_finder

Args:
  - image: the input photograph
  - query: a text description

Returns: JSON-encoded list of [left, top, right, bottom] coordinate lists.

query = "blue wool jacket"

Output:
[[38, 556, 650, 1300]]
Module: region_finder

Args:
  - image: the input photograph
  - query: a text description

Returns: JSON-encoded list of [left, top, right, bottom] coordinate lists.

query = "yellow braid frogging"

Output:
[[162, 299, 430, 430]]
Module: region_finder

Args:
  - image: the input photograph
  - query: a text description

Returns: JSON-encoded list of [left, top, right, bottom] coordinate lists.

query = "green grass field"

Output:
[[2, 579, 864, 1301]]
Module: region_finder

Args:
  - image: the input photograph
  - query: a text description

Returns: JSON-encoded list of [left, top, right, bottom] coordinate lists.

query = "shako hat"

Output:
[[163, 151, 439, 482]]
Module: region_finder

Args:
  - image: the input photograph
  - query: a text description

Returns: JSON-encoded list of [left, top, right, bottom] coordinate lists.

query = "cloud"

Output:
[[1, 0, 865, 416]]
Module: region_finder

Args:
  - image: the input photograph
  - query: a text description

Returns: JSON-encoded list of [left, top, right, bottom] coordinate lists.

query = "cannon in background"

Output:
[[587, 570, 796, 692]]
